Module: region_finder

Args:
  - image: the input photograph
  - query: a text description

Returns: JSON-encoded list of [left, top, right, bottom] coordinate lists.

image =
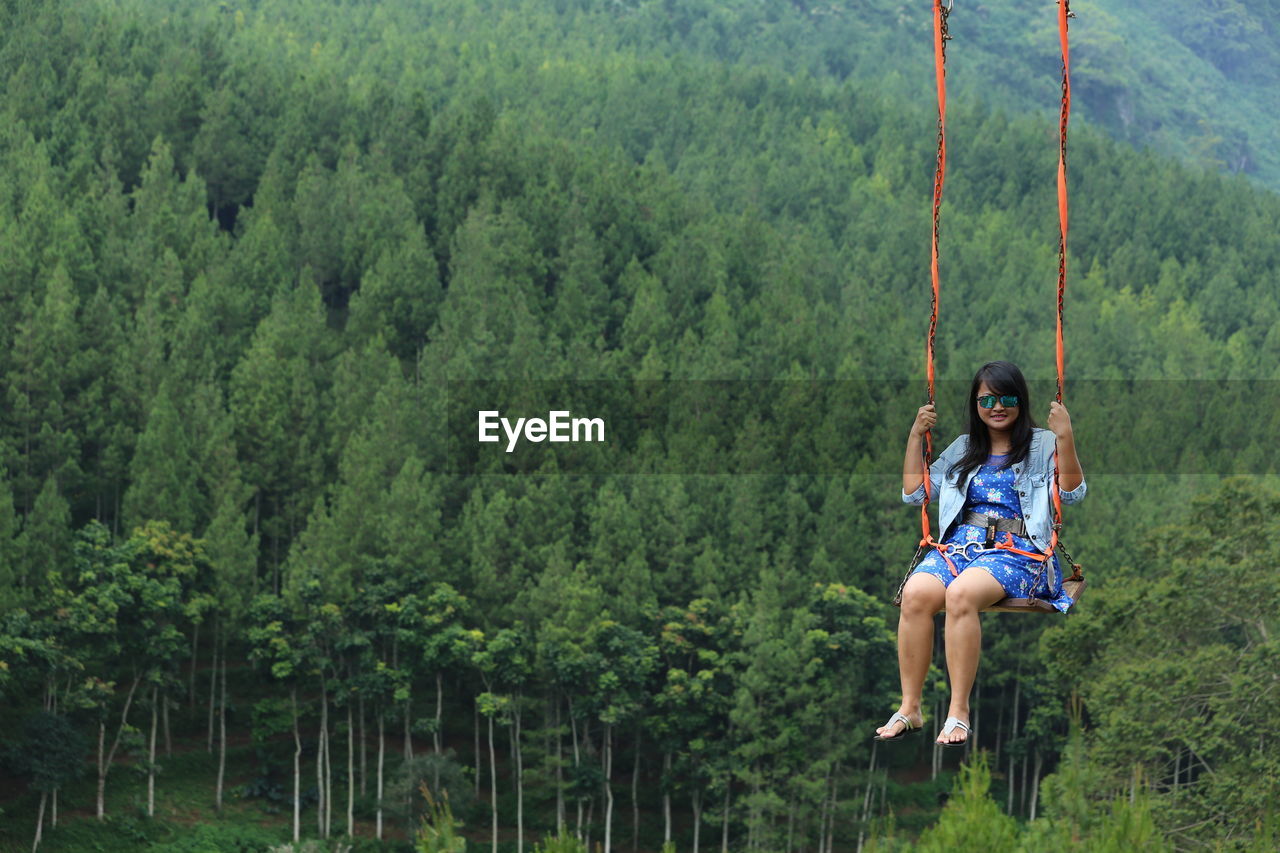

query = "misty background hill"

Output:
[[592, 0, 1280, 186]]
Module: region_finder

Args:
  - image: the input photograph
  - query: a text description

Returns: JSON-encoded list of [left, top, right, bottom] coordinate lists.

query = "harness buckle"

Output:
[[944, 541, 989, 561]]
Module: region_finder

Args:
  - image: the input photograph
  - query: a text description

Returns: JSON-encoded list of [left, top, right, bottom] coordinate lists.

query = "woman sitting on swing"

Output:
[[874, 360, 1086, 747]]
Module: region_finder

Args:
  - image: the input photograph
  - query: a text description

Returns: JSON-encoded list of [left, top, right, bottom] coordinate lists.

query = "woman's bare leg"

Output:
[[938, 567, 1006, 744], [876, 573, 945, 737]]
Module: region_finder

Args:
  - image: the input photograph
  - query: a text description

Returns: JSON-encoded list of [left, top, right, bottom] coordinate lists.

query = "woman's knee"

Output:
[[943, 582, 978, 615], [945, 570, 1002, 614], [901, 574, 945, 615]]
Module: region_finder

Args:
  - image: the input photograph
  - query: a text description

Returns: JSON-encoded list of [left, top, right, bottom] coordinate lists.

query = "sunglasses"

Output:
[[976, 394, 1020, 409]]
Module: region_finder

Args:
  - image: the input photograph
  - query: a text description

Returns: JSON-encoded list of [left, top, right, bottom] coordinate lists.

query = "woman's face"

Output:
[[976, 380, 1019, 434]]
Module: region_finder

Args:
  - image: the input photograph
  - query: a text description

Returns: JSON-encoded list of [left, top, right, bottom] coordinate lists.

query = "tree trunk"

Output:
[[316, 680, 327, 837], [404, 696, 413, 761], [435, 671, 443, 754], [32, 791, 46, 853], [994, 682, 1007, 766], [163, 693, 172, 758], [97, 674, 141, 820], [820, 776, 830, 853], [207, 631, 219, 752], [1008, 672, 1022, 814], [858, 745, 876, 850], [604, 723, 614, 853], [51, 789, 57, 829], [510, 707, 517, 797], [1007, 752, 1016, 815], [1019, 751, 1029, 816], [970, 679, 980, 755], [347, 702, 355, 838], [516, 702, 524, 853], [662, 751, 672, 843], [292, 688, 301, 843], [190, 621, 200, 711], [631, 727, 640, 852], [488, 710, 498, 853], [720, 779, 731, 853], [570, 701, 583, 839], [930, 695, 941, 781], [96, 722, 105, 820], [880, 764, 888, 815], [377, 711, 386, 840], [148, 686, 158, 817], [555, 694, 565, 835], [216, 656, 227, 811], [1030, 748, 1043, 821], [692, 789, 702, 853], [359, 695, 367, 798], [325, 707, 333, 840], [827, 763, 840, 853], [474, 701, 482, 798]]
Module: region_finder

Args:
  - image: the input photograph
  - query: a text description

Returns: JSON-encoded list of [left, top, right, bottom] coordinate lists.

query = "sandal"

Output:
[[936, 716, 970, 748], [873, 711, 922, 742]]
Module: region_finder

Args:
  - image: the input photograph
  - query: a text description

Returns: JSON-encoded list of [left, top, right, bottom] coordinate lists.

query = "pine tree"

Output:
[[19, 475, 73, 591], [916, 754, 1019, 853], [0, 477, 22, 611], [122, 383, 198, 534]]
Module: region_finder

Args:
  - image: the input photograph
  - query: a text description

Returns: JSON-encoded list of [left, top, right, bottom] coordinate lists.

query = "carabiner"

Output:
[[944, 541, 989, 561]]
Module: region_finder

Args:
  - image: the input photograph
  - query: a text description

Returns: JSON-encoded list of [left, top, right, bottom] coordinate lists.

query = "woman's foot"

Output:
[[874, 707, 924, 740], [936, 712, 970, 746]]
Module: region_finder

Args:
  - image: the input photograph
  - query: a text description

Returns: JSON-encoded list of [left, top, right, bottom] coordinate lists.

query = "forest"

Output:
[[0, 0, 1278, 851]]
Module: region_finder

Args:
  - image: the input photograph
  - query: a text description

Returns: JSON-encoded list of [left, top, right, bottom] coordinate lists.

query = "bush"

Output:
[[530, 834, 586, 853], [416, 783, 466, 853], [146, 823, 287, 851], [268, 840, 354, 853], [914, 752, 1019, 853]]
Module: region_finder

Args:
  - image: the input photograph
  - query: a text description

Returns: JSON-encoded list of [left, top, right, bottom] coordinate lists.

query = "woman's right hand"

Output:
[[910, 403, 937, 437]]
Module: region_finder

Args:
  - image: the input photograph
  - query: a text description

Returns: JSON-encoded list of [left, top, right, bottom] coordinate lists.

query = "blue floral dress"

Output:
[[912, 453, 1075, 613]]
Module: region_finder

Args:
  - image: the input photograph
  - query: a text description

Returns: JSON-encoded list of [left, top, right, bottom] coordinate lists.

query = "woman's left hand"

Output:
[[1047, 401, 1073, 439]]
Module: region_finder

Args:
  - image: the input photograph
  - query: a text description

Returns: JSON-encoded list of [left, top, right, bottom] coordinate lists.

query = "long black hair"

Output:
[[946, 361, 1038, 485]]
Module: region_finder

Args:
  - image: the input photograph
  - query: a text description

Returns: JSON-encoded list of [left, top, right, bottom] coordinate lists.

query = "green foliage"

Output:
[[530, 834, 586, 853], [1040, 477, 1280, 848], [144, 822, 287, 851], [914, 753, 1020, 853], [1090, 792, 1170, 852], [0, 475, 22, 612], [5, 711, 87, 794], [415, 783, 467, 853], [267, 841, 353, 853]]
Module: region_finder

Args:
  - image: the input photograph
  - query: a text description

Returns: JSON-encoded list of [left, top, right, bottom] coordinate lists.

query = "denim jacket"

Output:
[[901, 427, 1086, 555]]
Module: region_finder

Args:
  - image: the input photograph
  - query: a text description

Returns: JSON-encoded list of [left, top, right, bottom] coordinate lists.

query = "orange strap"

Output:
[[1048, 0, 1072, 558], [919, 537, 961, 577], [994, 532, 1049, 562], [919, 0, 951, 551]]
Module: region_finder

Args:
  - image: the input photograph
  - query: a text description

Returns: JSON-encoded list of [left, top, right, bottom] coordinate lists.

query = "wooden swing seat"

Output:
[[893, 556, 1086, 614], [983, 572, 1085, 613]]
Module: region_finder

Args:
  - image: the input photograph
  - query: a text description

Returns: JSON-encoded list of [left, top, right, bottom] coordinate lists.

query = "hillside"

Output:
[[586, 0, 1280, 187]]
